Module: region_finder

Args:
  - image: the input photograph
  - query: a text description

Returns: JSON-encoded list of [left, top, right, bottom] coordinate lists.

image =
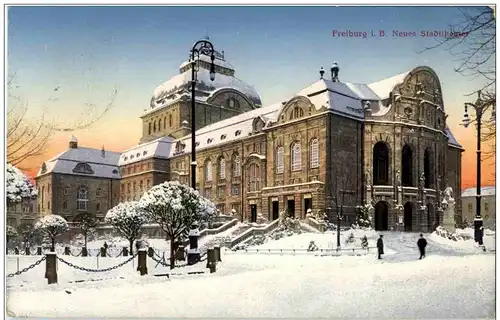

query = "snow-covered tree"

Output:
[[139, 181, 216, 268], [6, 225, 19, 245], [354, 203, 372, 229], [105, 201, 149, 254], [6, 163, 37, 204], [75, 214, 98, 248], [34, 214, 69, 251]]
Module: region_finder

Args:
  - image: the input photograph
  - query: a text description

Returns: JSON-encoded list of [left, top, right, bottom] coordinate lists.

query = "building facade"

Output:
[[461, 186, 495, 228], [36, 46, 463, 233], [7, 198, 38, 229]]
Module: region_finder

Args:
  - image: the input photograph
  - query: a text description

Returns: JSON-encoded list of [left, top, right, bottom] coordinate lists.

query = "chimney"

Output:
[[101, 146, 106, 157], [69, 135, 78, 149]]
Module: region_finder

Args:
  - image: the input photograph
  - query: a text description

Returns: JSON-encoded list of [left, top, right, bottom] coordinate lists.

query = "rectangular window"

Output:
[[204, 188, 212, 199], [77, 200, 88, 211], [231, 185, 240, 196], [217, 186, 225, 198]]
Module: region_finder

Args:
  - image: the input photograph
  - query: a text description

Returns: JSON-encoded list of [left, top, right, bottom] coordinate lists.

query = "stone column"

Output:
[[137, 249, 148, 276], [45, 252, 58, 285]]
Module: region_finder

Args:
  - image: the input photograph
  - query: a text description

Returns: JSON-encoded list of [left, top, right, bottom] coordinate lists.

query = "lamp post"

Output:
[[189, 40, 217, 190], [338, 190, 355, 248], [462, 90, 495, 245]]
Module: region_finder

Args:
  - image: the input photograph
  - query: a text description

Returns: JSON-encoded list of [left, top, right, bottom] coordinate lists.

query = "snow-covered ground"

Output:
[[429, 227, 496, 253], [6, 230, 496, 319]]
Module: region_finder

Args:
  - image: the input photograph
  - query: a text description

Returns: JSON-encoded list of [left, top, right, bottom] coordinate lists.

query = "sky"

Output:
[[6, 5, 495, 188]]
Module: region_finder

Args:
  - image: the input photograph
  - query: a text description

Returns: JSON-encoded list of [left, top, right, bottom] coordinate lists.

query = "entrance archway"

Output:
[[374, 201, 389, 231], [403, 202, 415, 231], [427, 203, 435, 232]]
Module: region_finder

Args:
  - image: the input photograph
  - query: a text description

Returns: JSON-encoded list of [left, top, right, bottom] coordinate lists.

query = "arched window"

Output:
[[148, 123, 152, 135], [169, 115, 173, 127], [219, 157, 226, 179], [373, 142, 389, 185], [233, 154, 241, 177], [309, 139, 319, 168], [73, 162, 94, 174], [401, 144, 413, 187], [153, 121, 157, 132], [77, 187, 89, 211], [276, 146, 284, 174], [205, 160, 213, 182], [249, 164, 260, 191], [291, 142, 302, 171], [158, 119, 162, 130], [163, 117, 166, 129], [424, 148, 433, 188]]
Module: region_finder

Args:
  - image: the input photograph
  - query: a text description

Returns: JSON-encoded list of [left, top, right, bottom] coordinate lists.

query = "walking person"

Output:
[[377, 235, 384, 259], [417, 234, 427, 259]]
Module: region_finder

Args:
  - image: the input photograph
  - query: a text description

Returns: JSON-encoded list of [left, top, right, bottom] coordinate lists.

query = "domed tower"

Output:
[[140, 41, 262, 143]]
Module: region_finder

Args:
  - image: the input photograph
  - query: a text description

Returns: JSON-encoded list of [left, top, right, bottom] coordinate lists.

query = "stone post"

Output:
[[175, 245, 186, 261], [45, 252, 58, 284], [187, 224, 201, 265], [25, 247, 30, 256], [37, 247, 42, 255], [137, 249, 148, 276], [100, 247, 106, 257], [82, 247, 88, 257], [214, 246, 221, 262], [14, 247, 19, 255], [122, 247, 129, 257], [206, 248, 216, 273], [64, 247, 71, 255]]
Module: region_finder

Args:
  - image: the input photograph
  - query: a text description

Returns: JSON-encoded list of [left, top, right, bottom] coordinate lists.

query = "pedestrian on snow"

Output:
[[377, 235, 384, 259], [103, 242, 108, 250], [417, 234, 427, 259]]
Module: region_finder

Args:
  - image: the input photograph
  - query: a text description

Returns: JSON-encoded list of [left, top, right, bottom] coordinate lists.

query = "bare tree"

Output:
[[7, 68, 118, 170], [75, 214, 99, 249], [420, 7, 496, 160]]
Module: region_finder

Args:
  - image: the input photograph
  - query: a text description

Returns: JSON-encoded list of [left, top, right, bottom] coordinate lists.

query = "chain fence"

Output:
[[6, 255, 47, 278], [150, 251, 189, 269], [55, 252, 138, 273]]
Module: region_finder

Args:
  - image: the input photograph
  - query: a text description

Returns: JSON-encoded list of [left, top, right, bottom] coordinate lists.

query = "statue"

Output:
[[395, 170, 401, 185], [419, 172, 425, 189], [441, 185, 456, 234], [443, 186, 454, 202]]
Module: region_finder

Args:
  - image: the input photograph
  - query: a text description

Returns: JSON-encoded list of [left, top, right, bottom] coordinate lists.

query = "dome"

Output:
[[148, 48, 262, 114]]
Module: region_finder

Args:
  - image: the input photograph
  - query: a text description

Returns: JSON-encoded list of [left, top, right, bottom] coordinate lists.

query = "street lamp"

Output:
[[462, 90, 495, 245], [338, 190, 355, 248], [189, 39, 216, 190]]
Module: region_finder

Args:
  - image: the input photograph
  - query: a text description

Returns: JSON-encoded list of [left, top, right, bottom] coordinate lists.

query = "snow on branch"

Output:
[[139, 181, 216, 239], [34, 214, 69, 239], [105, 201, 149, 242], [6, 163, 38, 203]]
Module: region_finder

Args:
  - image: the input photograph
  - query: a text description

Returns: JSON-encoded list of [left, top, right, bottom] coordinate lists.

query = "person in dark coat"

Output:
[[377, 235, 384, 259], [417, 234, 427, 259], [103, 242, 108, 250]]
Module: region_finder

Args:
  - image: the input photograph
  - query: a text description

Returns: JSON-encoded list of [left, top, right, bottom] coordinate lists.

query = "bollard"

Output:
[[175, 245, 185, 261], [64, 247, 70, 255], [17, 257, 19, 272], [123, 247, 129, 257], [45, 253, 58, 284], [137, 249, 148, 276], [148, 247, 154, 258], [14, 248, 19, 255], [100, 247, 106, 257], [37, 247, 42, 255], [206, 248, 216, 273], [214, 246, 221, 262], [187, 224, 201, 265], [25, 247, 30, 256], [82, 247, 88, 257]]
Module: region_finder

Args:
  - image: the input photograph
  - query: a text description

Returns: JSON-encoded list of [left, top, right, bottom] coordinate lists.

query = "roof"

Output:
[[119, 136, 175, 166], [178, 54, 234, 71], [461, 186, 495, 197], [367, 71, 410, 100], [170, 102, 282, 157], [445, 126, 463, 149], [37, 146, 121, 179]]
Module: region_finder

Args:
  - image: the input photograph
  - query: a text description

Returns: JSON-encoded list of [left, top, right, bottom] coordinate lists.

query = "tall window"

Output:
[[219, 158, 226, 179], [309, 139, 319, 168], [249, 164, 260, 191], [233, 154, 241, 177], [291, 142, 302, 171], [148, 123, 152, 135], [205, 160, 213, 182], [153, 121, 157, 132], [169, 115, 173, 127], [158, 119, 162, 130], [77, 187, 89, 211], [276, 146, 284, 174], [163, 117, 166, 129]]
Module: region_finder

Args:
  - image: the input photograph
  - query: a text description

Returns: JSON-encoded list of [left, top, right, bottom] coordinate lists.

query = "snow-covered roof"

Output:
[[148, 65, 262, 116], [445, 126, 463, 149], [461, 186, 495, 197], [36, 147, 121, 179], [119, 136, 175, 166], [178, 54, 234, 71], [170, 102, 282, 157], [367, 71, 410, 100]]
